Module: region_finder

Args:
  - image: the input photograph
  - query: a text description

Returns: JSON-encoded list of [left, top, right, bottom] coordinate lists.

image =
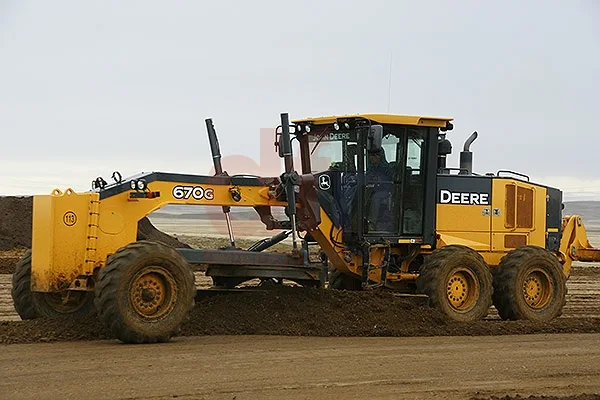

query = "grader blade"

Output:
[[560, 215, 600, 265]]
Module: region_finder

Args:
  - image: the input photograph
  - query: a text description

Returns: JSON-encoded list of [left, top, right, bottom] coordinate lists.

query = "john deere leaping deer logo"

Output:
[[319, 175, 331, 190]]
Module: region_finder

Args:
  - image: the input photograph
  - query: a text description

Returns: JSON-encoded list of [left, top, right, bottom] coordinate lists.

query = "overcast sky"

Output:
[[1, 1, 599, 199]]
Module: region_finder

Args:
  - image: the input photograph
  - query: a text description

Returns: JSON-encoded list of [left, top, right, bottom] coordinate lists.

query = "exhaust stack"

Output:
[[459, 131, 478, 175]]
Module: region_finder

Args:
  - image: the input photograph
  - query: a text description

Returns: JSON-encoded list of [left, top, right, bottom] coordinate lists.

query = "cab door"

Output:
[[363, 127, 430, 239]]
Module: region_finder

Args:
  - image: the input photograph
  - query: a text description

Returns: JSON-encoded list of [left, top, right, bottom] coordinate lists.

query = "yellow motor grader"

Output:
[[11, 112, 600, 343]]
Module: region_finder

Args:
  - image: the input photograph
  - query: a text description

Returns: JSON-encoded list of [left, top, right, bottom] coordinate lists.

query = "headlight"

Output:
[[136, 180, 146, 191], [130, 181, 137, 190], [305, 125, 311, 133], [333, 122, 340, 131]]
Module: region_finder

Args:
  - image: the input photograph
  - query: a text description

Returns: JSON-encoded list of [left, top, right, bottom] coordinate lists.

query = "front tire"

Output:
[[417, 245, 493, 322], [492, 246, 566, 321], [94, 241, 195, 344]]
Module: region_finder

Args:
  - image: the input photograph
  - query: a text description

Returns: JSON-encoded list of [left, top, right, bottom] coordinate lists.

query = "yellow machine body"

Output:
[[21, 110, 600, 345], [28, 113, 600, 294], [436, 178, 548, 267], [30, 178, 287, 292]]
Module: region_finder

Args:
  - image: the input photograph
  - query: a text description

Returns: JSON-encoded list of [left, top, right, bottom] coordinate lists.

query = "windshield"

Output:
[[309, 130, 400, 173], [308, 130, 356, 173], [310, 140, 344, 172]]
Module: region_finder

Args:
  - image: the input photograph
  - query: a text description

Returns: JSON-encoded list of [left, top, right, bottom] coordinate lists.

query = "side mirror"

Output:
[[367, 125, 383, 153]]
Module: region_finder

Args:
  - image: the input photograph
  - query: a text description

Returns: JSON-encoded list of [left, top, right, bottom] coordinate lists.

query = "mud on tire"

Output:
[[417, 245, 493, 322], [94, 240, 195, 344], [11, 250, 38, 320], [492, 245, 566, 321]]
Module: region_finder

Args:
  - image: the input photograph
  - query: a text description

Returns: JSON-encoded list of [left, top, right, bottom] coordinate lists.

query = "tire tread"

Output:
[[492, 245, 567, 321], [10, 250, 38, 320], [94, 240, 195, 344], [417, 245, 493, 322]]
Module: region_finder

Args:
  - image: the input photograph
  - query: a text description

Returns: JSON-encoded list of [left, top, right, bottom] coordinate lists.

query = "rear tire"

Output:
[[417, 245, 493, 322], [94, 241, 195, 344], [11, 250, 38, 320], [492, 246, 566, 321], [329, 270, 362, 290]]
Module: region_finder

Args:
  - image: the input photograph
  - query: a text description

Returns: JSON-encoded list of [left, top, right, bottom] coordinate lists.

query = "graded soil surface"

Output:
[[1, 259, 600, 341], [2, 284, 600, 345], [1, 334, 599, 400]]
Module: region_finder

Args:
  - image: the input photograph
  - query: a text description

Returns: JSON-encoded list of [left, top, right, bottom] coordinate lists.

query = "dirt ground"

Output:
[[2, 197, 600, 399], [1, 263, 598, 337], [1, 334, 599, 400]]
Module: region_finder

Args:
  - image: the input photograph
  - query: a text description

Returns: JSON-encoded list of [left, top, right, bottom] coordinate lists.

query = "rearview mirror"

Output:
[[367, 125, 383, 153]]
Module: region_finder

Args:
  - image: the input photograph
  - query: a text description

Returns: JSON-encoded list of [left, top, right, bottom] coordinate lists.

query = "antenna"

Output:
[[387, 52, 393, 113]]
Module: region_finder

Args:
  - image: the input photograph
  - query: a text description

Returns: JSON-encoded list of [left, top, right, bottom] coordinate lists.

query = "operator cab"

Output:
[[292, 114, 453, 246]]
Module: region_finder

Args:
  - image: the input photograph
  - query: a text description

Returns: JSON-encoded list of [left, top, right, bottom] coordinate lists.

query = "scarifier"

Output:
[[11, 112, 600, 343]]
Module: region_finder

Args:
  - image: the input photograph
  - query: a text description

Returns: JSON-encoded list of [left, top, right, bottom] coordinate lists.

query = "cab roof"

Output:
[[293, 113, 453, 128]]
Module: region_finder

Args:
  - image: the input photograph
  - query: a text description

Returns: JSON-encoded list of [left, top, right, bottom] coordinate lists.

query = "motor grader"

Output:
[[11, 112, 600, 343]]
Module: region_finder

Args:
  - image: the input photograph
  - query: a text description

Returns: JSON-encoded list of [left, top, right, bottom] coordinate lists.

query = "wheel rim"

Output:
[[446, 268, 480, 312], [44, 291, 89, 314], [522, 268, 553, 310], [129, 267, 177, 320]]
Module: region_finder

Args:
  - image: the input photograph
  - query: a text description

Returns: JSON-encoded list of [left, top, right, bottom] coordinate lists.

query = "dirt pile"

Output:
[[0, 196, 32, 251], [0, 196, 190, 254], [137, 216, 190, 248], [184, 288, 600, 338], [2, 286, 600, 345], [0, 248, 26, 274]]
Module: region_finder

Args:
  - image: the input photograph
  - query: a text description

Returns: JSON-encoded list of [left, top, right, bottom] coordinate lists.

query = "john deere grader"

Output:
[[11, 113, 600, 343]]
